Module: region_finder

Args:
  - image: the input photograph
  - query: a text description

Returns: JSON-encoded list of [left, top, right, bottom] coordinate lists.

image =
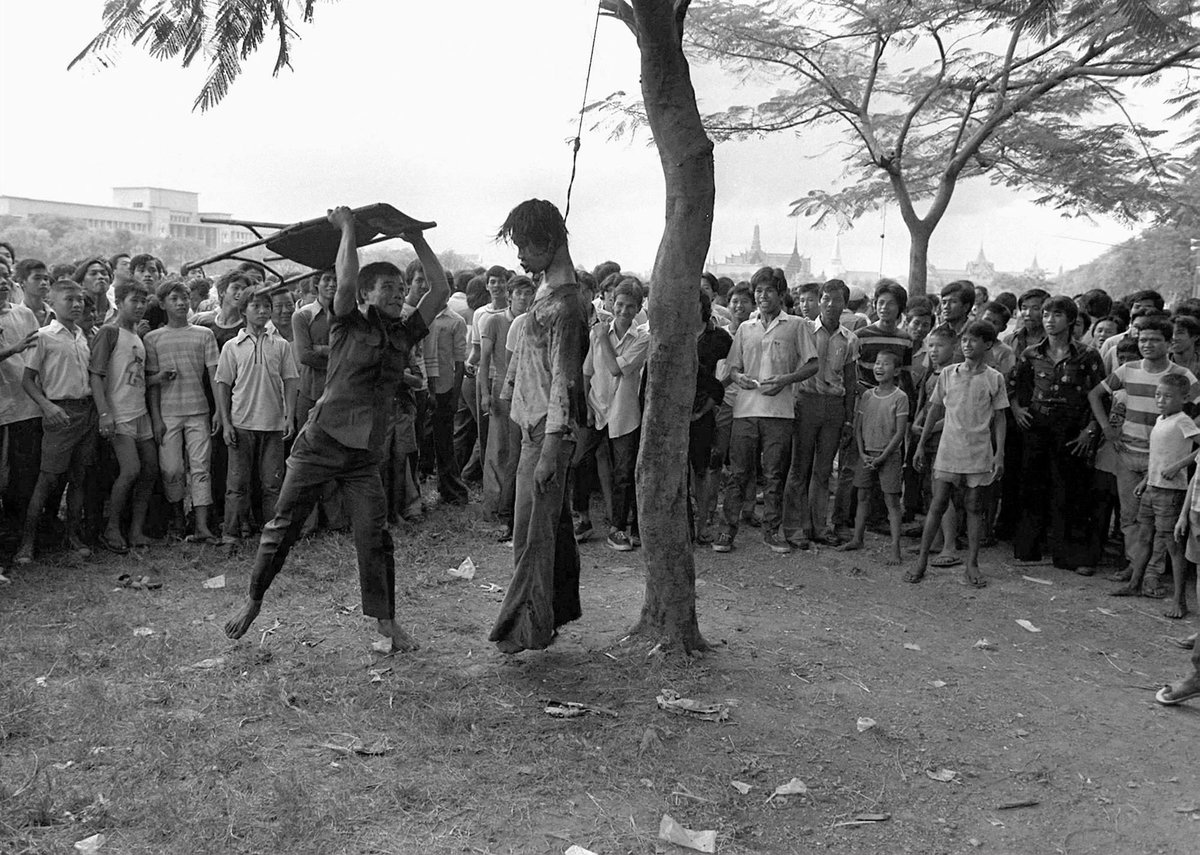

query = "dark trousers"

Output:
[[995, 409, 1023, 537], [224, 428, 284, 537], [248, 424, 395, 619], [1013, 414, 1096, 568], [432, 388, 469, 504], [722, 417, 792, 536], [489, 418, 580, 651], [2, 418, 42, 525], [496, 408, 522, 529], [782, 393, 845, 539]]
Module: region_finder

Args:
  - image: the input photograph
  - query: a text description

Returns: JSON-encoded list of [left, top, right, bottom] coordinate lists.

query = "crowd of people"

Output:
[[2, 204, 1200, 701]]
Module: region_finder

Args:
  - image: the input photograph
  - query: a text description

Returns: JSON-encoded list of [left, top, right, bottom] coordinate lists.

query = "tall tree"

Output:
[[596, 0, 1200, 293], [73, 0, 716, 653]]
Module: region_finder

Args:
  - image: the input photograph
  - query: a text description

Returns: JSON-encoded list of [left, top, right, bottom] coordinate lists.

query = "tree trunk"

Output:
[[906, 223, 931, 296], [628, 0, 715, 654]]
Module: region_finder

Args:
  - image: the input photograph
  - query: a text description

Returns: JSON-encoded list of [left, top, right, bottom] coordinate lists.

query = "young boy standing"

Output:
[[215, 288, 299, 541], [225, 207, 447, 652], [840, 350, 908, 563], [145, 278, 221, 542], [14, 280, 95, 564], [909, 321, 1009, 586], [90, 280, 159, 553], [1116, 372, 1199, 616]]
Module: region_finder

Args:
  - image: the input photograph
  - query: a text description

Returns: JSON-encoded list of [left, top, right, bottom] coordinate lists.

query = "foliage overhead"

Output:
[[594, 0, 1200, 234], [70, 0, 323, 112]]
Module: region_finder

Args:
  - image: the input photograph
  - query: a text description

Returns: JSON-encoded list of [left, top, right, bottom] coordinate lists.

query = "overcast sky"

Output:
[[0, 0, 1148, 279]]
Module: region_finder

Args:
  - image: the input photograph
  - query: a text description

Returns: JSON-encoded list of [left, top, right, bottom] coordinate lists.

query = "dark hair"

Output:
[[940, 279, 975, 310], [1137, 315, 1173, 340], [699, 289, 712, 323], [613, 276, 645, 306], [113, 280, 149, 305], [576, 269, 597, 295], [1116, 336, 1141, 360], [235, 260, 267, 278], [1160, 372, 1191, 393], [14, 258, 47, 282], [71, 257, 111, 284], [982, 300, 1012, 326], [716, 276, 733, 297], [750, 266, 781, 294], [926, 325, 956, 343], [1174, 297, 1200, 320], [496, 199, 568, 251], [964, 319, 998, 344], [1042, 295, 1078, 324], [238, 286, 274, 314], [973, 284, 990, 304], [157, 276, 190, 302], [215, 270, 251, 299], [486, 265, 509, 282], [1173, 313, 1200, 341], [1109, 304, 1131, 329], [508, 274, 535, 296], [466, 275, 490, 311], [0, 241, 15, 261], [729, 284, 753, 304], [404, 259, 424, 286], [1129, 289, 1165, 311], [108, 251, 130, 271], [49, 278, 82, 297], [874, 278, 907, 313], [906, 295, 933, 318], [819, 279, 848, 304], [700, 271, 720, 294], [1018, 288, 1050, 308], [357, 261, 403, 301], [129, 253, 162, 275], [49, 263, 76, 281], [874, 349, 902, 368], [1080, 288, 1112, 320], [995, 291, 1018, 312], [593, 261, 622, 285]]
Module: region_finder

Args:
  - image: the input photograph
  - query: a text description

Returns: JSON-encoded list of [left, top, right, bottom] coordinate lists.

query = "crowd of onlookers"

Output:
[[1, 236, 1199, 618]]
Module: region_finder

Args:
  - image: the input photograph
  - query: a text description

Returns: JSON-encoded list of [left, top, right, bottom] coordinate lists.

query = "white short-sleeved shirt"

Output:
[[215, 328, 299, 431], [726, 312, 817, 419], [859, 385, 909, 453], [0, 302, 41, 425], [26, 320, 91, 400], [1148, 411, 1200, 490], [931, 363, 1009, 474], [584, 322, 649, 438]]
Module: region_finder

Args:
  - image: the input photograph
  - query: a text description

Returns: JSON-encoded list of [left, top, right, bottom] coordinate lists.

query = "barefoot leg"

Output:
[[1111, 584, 1138, 597], [377, 618, 419, 653], [224, 598, 262, 639], [838, 540, 863, 552]]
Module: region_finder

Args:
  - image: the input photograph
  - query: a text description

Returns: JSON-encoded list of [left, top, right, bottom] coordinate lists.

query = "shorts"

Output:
[[1186, 509, 1200, 565], [933, 469, 995, 489], [1135, 485, 1185, 539], [40, 399, 97, 475], [854, 450, 902, 494], [114, 413, 154, 442]]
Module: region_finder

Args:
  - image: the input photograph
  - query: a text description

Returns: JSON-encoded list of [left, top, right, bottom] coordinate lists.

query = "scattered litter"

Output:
[[447, 557, 476, 580], [903, 643, 921, 651], [320, 736, 389, 756], [259, 618, 282, 644], [656, 689, 730, 722], [987, 818, 1005, 827], [832, 813, 891, 827], [1022, 575, 1053, 585], [856, 717, 877, 733], [1096, 607, 1118, 617], [544, 700, 618, 719], [968, 838, 981, 847], [973, 638, 997, 651], [34, 676, 47, 687], [74, 834, 105, 854], [0, 572, 11, 585], [766, 777, 808, 803], [202, 574, 226, 589], [1174, 805, 1200, 813], [53, 760, 75, 770], [190, 657, 225, 669], [565, 847, 599, 855], [478, 583, 503, 593], [658, 814, 716, 853], [368, 667, 391, 684], [1015, 619, 1041, 633], [931, 680, 948, 688], [371, 639, 393, 654], [132, 627, 155, 637], [730, 780, 753, 795], [996, 799, 1039, 810], [925, 768, 958, 783]]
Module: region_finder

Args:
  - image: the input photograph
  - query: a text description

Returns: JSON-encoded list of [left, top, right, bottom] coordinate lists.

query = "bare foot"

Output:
[[128, 535, 155, 548], [884, 549, 903, 566], [377, 619, 419, 653], [903, 567, 926, 583], [838, 540, 864, 552], [224, 599, 262, 639], [962, 568, 987, 588], [1166, 602, 1188, 619], [1111, 584, 1138, 597], [1157, 676, 1200, 705]]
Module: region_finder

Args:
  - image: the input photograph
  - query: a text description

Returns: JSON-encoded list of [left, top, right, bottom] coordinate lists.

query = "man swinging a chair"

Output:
[[224, 206, 448, 652]]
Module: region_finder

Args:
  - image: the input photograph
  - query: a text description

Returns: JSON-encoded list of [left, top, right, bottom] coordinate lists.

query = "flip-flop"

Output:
[[960, 575, 988, 588], [903, 571, 925, 583], [99, 534, 129, 555], [184, 534, 222, 545], [930, 555, 963, 568], [1156, 683, 1200, 706]]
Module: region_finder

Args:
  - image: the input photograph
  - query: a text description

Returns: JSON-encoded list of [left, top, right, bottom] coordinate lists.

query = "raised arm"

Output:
[[411, 233, 450, 328], [329, 206, 360, 318]]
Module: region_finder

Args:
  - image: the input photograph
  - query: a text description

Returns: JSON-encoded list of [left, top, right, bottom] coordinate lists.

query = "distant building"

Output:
[[707, 225, 813, 283], [0, 187, 255, 249]]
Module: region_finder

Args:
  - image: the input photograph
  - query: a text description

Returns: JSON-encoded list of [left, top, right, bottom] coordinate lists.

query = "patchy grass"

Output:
[[3, 493, 1200, 854]]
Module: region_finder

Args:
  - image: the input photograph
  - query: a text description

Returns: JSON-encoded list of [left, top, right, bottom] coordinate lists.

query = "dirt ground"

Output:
[[3, 497, 1200, 855]]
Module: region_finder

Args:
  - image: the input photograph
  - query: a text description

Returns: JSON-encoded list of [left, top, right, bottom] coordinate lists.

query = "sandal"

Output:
[[184, 534, 222, 545], [903, 570, 925, 583], [99, 534, 129, 555], [1156, 682, 1200, 706], [960, 574, 988, 588], [930, 555, 963, 568]]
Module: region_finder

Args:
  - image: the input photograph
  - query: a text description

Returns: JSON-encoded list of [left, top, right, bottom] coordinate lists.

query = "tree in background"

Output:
[[595, 0, 1200, 294], [72, 0, 715, 653]]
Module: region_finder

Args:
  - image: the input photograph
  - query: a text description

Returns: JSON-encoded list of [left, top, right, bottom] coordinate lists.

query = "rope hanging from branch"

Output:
[[565, 1, 603, 225]]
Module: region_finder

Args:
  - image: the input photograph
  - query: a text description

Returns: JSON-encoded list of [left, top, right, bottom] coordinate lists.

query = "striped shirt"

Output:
[[144, 324, 219, 418], [1100, 360, 1200, 465], [854, 322, 913, 392]]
